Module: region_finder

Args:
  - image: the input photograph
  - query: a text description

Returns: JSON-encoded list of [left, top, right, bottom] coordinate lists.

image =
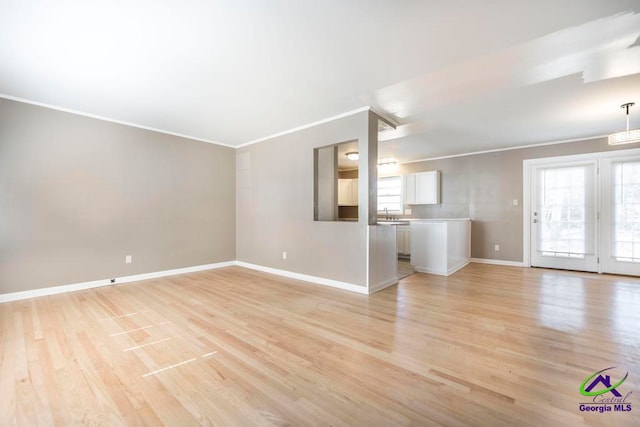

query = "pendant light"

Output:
[[609, 102, 640, 145]]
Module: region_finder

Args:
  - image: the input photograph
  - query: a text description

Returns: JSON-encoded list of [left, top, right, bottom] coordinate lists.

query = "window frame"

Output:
[[377, 175, 403, 214]]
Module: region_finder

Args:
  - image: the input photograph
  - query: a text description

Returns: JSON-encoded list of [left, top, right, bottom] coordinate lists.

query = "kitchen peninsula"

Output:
[[410, 219, 471, 276]]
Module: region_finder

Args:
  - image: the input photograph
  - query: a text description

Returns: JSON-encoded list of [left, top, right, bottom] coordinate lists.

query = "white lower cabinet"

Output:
[[397, 226, 411, 256], [410, 219, 471, 276]]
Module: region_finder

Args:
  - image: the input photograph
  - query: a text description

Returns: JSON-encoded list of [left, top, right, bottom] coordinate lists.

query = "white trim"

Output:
[[414, 267, 444, 275], [5, 93, 606, 164], [0, 261, 235, 303], [237, 106, 371, 147], [235, 261, 369, 294], [403, 135, 606, 165], [369, 108, 398, 129], [369, 277, 398, 293], [0, 94, 235, 148], [525, 159, 600, 272], [447, 260, 470, 275], [366, 226, 371, 291], [523, 161, 531, 267], [3, 94, 371, 150], [1, 260, 374, 303], [2, 94, 620, 164], [600, 154, 640, 276], [522, 149, 628, 167], [414, 260, 471, 276], [470, 258, 524, 267]]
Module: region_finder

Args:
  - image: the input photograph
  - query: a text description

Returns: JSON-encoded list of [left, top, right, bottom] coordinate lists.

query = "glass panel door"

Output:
[[601, 157, 640, 275], [530, 161, 598, 272]]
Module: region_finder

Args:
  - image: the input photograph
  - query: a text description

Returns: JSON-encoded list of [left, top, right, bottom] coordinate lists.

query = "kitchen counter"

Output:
[[377, 218, 470, 225], [411, 218, 471, 221]]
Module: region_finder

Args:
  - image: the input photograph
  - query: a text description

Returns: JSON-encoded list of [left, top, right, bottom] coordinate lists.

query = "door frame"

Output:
[[600, 153, 640, 275], [529, 159, 599, 271], [523, 147, 640, 270]]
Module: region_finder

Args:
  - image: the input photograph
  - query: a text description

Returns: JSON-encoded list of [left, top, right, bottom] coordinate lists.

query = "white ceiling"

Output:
[[1, 1, 640, 162]]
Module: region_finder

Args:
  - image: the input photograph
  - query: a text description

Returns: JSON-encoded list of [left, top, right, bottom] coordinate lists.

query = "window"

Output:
[[378, 176, 402, 213], [538, 166, 589, 259]]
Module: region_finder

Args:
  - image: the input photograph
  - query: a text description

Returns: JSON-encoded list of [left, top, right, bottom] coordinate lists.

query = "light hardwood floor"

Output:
[[1, 264, 639, 426]]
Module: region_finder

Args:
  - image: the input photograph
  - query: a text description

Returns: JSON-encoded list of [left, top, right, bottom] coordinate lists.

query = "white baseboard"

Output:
[[235, 261, 369, 294], [470, 258, 524, 267], [447, 260, 470, 275], [370, 277, 398, 293], [414, 266, 446, 275], [414, 260, 471, 276], [2, 259, 382, 303], [0, 261, 236, 303]]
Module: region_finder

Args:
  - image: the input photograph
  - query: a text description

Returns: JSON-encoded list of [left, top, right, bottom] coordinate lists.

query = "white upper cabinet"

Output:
[[403, 174, 416, 205], [403, 171, 439, 205], [338, 178, 358, 206], [415, 171, 439, 204]]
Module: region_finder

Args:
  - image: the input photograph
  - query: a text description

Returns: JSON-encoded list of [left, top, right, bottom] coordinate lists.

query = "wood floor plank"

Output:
[[1, 264, 640, 426]]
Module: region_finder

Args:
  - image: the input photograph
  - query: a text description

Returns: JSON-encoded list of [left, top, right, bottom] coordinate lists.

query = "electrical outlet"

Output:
[[125, 255, 132, 264], [513, 199, 519, 206], [494, 244, 500, 251], [282, 251, 287, 260], [404, 208, 412, 215]]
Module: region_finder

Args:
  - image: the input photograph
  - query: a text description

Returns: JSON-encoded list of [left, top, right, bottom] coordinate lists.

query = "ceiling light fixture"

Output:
[[609, 102, 640, 145], [378, 160, 396, 167], [345, 152, 359, 160], [378, 160, 397, 170]]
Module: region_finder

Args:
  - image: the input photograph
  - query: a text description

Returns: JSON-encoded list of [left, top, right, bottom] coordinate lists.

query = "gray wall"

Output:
[[0, 98, 236, 294], [4, 94, 629, 293], [398, 137, 634, 262], [237, 111, 372, 287]]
